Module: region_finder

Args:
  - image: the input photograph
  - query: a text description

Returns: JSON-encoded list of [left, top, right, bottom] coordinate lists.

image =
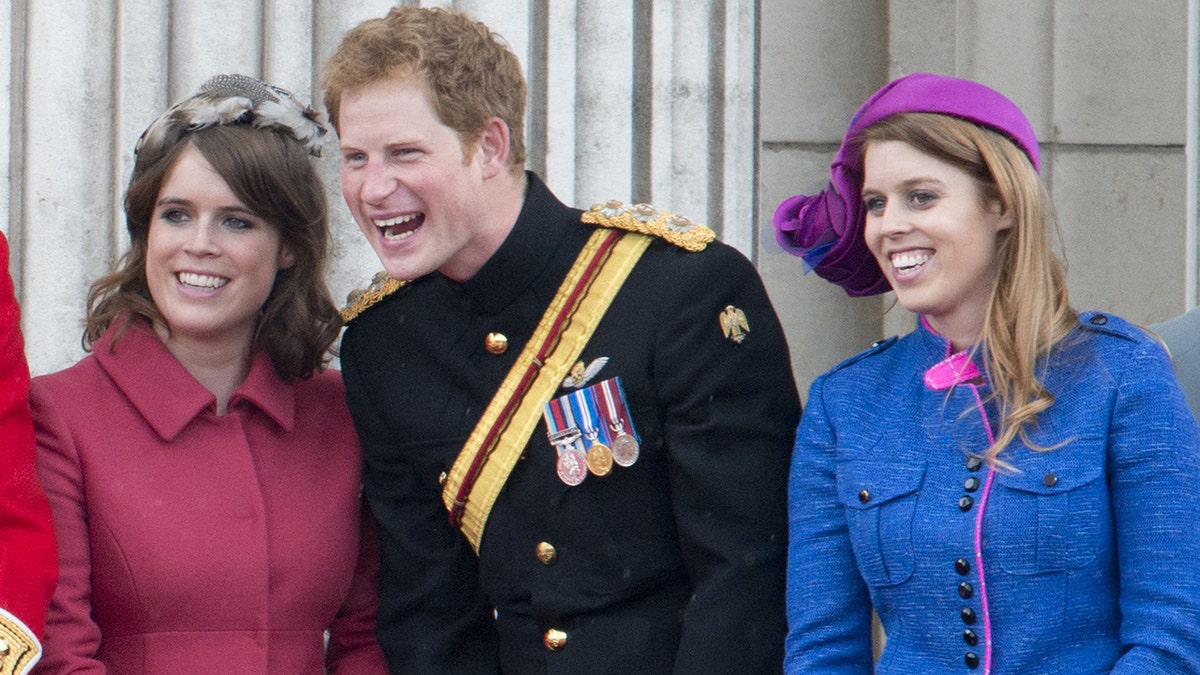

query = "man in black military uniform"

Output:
[[1151, 307, 1200, 419], [324, 7, 801, 673]]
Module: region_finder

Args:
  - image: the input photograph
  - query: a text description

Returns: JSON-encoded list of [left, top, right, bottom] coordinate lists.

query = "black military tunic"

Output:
[[340, 173, 801, 673]]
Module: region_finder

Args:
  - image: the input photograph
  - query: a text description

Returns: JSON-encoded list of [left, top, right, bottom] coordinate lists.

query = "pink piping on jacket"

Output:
[[922, 330, 995, 674], [968, 384, 996, 675]]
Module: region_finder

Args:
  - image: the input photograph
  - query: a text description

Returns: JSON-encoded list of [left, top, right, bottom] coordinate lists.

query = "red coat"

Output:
[[31, 320, 386, 673], [0, 230, 56, 642]]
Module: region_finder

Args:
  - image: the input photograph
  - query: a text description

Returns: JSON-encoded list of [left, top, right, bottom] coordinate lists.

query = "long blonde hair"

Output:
[[859, 113, 1078, 464]]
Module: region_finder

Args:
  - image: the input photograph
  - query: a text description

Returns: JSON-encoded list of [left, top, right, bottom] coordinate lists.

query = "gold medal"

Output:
[[586, 443, 614, 476]]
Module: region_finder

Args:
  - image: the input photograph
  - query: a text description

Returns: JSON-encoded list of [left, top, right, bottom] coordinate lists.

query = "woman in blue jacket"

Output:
[[774, 72, 1200, 674]]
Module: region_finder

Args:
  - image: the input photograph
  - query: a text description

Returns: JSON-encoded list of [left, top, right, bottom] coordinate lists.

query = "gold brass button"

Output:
[[543, 628, 567, 651], [858, 489, 870, 503], [485, 332, 508, 354], [536, 542, 558, 565]]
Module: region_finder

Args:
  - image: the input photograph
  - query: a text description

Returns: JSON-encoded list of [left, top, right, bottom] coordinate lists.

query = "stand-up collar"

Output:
[[916, 316, 986, 390], [454, 172, 582, 316], [92, 318, 295, 441]]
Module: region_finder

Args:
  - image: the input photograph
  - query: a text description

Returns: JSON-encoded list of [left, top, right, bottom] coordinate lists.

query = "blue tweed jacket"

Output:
[[786, 312, 1200, 674]]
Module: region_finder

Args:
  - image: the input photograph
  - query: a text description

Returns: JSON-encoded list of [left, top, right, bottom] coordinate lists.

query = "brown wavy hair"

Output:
[[858, 113, 1078, 464], [321, 5, 527, 173], [85, 124, 341, 381]]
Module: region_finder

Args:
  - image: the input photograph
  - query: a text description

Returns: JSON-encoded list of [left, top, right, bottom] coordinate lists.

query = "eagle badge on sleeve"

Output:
[[719, 305, 750, 344]]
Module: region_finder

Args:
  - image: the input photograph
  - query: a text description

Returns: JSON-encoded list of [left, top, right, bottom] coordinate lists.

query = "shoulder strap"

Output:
[[582, 199, 714, 251], [340, 272, 410, 323], [0, 608, 40, 675], [442, 228, 652, 553]]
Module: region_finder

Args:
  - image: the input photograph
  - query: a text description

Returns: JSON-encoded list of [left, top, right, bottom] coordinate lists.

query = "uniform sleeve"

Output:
[[30, 380, 106, 673], [783, 374, 873, 674], [1149, 308, 1200, 421], [0, 232, 55, 665], [1105, 337, 1200, 673], [340, 326, 502, 674], [651, 245, 801, 674], [324, 499, 388, 672]]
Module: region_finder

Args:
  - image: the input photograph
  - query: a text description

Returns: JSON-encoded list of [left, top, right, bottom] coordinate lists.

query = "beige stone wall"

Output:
[[6, 0, 764, 377], [760, 0, 1198, 399], [5, 0, 406, 375], [4, 0, 1196, 401]]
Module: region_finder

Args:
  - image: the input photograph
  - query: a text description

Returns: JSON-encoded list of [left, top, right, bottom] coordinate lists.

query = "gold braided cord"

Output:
[[582, 200, 714, 252], [340, 272, 410, 323], [0, 608, 40, 675]]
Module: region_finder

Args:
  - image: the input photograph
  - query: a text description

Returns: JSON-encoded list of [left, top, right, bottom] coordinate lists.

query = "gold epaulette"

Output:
[[581, 200, 715, 252], [340, 271, 410, 323], [0, 608, 40, 675]]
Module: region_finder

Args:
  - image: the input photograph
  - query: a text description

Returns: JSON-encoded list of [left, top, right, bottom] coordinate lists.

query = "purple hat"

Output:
[[772, 72, 1040, 297]]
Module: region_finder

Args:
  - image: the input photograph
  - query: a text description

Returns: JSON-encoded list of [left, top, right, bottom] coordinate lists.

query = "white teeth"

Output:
[[178, 272, 228, 289], [374, 213, 419, 228], [382, 228, 415, 241], [374, 213, 421, 241], [891, 252, 931, 270]]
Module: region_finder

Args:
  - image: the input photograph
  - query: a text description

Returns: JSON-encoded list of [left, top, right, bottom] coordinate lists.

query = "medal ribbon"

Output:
[[542, 397, 577, 450], [583, 386, 613, 446], [569, 390, 600, 447], [598, 377, 640, 441], [558, 396, 582, 451], [592, 379, 619, 444]]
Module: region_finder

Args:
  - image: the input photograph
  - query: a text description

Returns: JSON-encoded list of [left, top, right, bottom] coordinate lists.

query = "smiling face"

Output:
[[862, 140, 1012, 348], [337, 76, 511, 283], [146, 145, 293, 352]]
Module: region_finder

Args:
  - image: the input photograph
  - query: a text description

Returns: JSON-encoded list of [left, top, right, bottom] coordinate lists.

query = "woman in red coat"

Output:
[[0, 230, 56, 675], [30, 75, 386, 673]]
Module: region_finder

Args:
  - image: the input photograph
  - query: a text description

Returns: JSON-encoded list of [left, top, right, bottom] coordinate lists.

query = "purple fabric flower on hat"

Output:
[[772, 72, 1041, 297]]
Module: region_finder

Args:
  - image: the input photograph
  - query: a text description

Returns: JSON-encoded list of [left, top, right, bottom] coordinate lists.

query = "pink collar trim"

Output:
[[923, 351, 982, 390], [920, 315, 983, 390]]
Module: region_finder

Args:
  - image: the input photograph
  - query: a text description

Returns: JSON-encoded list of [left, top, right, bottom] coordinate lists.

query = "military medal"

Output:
[[556, 445, 588, 486], [571, 389, 613, 476], [596, 377, 640, 467], [586, 444, 614, 476], [547, 377, 640, 482], [610, 432, 639, 467], [543, 395, 588, 486]]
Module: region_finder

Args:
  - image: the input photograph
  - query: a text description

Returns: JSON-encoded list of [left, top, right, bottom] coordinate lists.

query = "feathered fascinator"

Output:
[[772, 73, 1040, 297], [135, 74, 328, 159]]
